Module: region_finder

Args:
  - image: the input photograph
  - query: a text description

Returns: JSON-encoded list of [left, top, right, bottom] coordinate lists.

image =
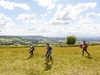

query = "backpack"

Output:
[[50, 47, 52, 50], [31, 46, 35, 50], [86, 44, 88, 48]]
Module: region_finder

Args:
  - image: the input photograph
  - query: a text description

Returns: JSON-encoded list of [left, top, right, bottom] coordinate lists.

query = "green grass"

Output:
[[0, 46, 100, 75]]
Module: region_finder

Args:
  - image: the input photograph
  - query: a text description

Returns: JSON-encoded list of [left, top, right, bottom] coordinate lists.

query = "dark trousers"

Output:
[[47, 53, 52, 61], [82, 49, 90, 56], [30, 50, 33, 56], [45, 52, 52, 61]]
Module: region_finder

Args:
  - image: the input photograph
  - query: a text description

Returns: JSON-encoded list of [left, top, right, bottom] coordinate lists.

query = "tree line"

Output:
[[0, 35, 77, 46], [0, 36, 39, 46]]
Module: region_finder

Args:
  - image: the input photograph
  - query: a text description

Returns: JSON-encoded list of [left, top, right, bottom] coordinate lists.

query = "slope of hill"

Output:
[[0, 35, 100, 46]]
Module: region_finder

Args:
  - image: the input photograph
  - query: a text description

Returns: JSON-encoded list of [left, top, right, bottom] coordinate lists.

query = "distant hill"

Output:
[[0, 35, 66, 46], [0, 35, 100, 46], [77, 36, 100, 41], [0, 35, 100, 41]]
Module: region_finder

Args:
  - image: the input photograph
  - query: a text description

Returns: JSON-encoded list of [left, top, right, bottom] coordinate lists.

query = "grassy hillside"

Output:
[[0, 46, 100, 75]]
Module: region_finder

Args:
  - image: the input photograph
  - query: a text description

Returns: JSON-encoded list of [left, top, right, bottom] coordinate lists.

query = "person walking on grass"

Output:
[[45, 43, 53, 64], [29, 44, 35, 56], [82, 41, 90, 56]]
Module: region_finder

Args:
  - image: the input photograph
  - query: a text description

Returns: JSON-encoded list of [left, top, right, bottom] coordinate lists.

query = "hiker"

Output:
[[45, 43, 53, 64], [81, 41, 90, 56], [29, 45, 35, 56]]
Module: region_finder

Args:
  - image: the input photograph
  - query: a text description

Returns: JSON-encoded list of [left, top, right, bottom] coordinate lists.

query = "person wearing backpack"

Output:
[[45, 43, 53, 64], [82, 41, 90, 56], [29, 45, 35, 56]]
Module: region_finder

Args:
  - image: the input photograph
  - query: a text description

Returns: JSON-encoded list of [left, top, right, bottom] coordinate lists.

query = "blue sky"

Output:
[[0, 0, 100, 37]]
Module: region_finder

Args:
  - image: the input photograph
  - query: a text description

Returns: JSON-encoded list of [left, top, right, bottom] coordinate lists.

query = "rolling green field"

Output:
[[0, 46, 100, 75]]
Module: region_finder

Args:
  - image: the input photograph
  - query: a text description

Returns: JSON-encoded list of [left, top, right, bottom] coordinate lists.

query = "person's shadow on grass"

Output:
[[45, 63, 52, 71], [26, 55, 34, 60], [85, 56, 93, 59]]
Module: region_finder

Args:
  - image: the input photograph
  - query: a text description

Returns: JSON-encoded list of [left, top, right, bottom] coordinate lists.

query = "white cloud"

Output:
[[0, 0, 30, 10], [14, 3, 30, 10], [57, 4, 63, 10], [34, 0, 58, 10], [46, 2, 97, 25], [78, 18, 93, 24], [86, 12, 95, 18], [1, 23, 100, 37], [0, 13, 14, 29], [97, 14, 100, 18], [23, 24, 100, 36], [46, 11, 51, 14], [16, 14, 37, 23], [0, 0, 100, 37], [78, 12, 95, 24], [44, 21, 51, 25], [37, 19, 43, 22], [73, 24, 100, 36], [40, 11, 51, 17], [26, 25, 66, 36], [40, 14, 46, 17]]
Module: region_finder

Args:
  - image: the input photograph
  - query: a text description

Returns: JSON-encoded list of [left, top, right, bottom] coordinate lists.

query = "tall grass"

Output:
[[0, 46, 100, 75]]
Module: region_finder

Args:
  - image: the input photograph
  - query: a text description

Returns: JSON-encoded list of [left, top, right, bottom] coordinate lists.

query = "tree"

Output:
[[66, 35, 77, 45]]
